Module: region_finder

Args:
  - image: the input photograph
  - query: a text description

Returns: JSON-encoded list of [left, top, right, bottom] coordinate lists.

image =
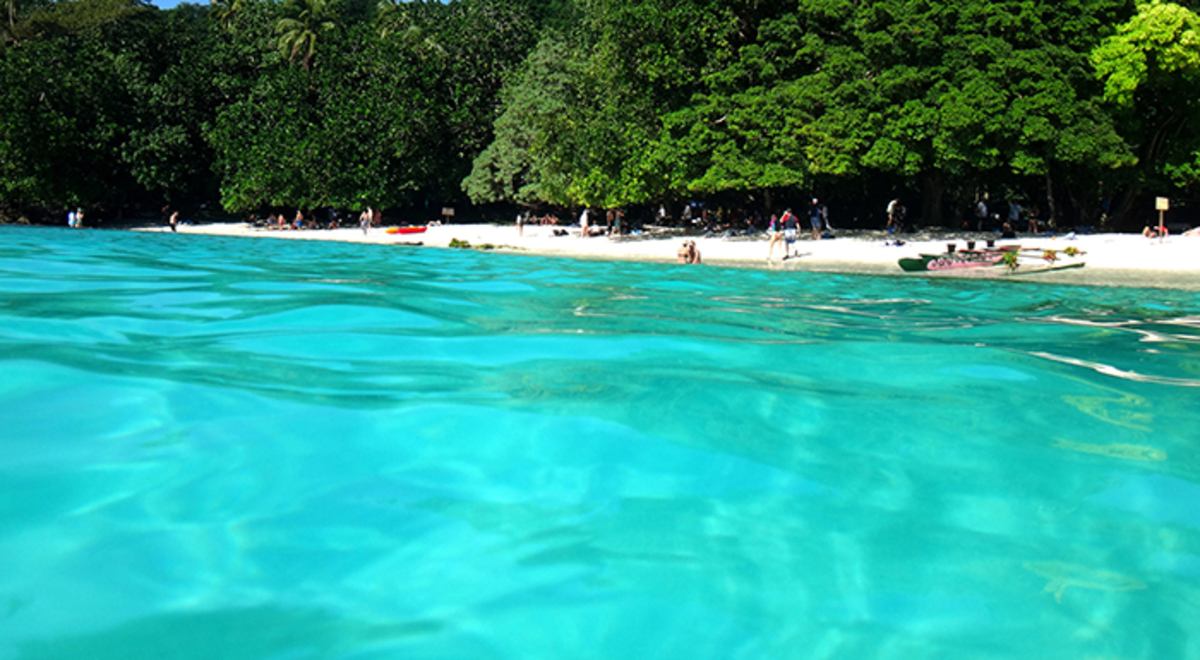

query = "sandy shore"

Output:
[[132, 222, 1200, 289]]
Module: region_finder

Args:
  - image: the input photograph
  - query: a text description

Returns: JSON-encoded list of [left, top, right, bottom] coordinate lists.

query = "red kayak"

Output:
[[386, 226, 428, 235]]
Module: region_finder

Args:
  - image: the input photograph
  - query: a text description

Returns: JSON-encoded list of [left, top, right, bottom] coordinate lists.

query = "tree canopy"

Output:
[[3, 0, 1200, 229]]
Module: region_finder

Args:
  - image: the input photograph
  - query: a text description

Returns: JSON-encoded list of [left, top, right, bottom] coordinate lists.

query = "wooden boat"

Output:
[[899, 245, 1085, 274], [898, 249, 1009, 272], [386, 226, 428, 235]]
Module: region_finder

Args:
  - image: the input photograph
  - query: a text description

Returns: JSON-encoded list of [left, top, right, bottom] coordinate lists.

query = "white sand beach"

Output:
[[133, 222, 1200, 289]]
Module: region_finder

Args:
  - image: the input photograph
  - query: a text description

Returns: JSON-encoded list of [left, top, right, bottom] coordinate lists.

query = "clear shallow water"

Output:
[[2, 226, 1200, 660]]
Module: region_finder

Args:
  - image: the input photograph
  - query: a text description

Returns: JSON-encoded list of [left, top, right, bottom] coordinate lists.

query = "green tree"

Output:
[[1092, 0, 1200, 224], [463, 36, 582, 205], [275, 0, 336, 72], [0, 33, 134, 209], [209, 0, 246, 30]]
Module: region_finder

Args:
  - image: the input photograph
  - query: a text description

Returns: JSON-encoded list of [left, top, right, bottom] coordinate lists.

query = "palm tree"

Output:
[[275, 0, 337, 72], [3, 0, 18, 46], [375, 0, 443, 58], [209, 0, 246, 30]]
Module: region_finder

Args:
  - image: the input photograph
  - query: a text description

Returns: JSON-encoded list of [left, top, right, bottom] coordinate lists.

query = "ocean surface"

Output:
[[2, 226, 1199, 660]]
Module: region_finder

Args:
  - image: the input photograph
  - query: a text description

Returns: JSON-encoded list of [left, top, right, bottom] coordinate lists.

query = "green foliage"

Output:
[[4, 0, 1200, 229], [209, 0, 246, 31], [1092, 0, 1200, 106], [0, 29, 133, 207], [463, 37, 580, 205], [3, 0, 145, 46], [1091, 1, 1200, 205], [275, 0, 336, 71]]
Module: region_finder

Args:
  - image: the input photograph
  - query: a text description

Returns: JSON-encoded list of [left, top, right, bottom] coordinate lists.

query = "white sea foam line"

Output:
[[1162, 316, 1200, 328], [1027, 351, 1200, 388], [1043, 315, 1200, 343]]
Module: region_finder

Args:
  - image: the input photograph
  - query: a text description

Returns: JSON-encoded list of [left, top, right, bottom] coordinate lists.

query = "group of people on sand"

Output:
[[265, 210, 317, 231], [257, 208, 380, 233], [966, 196, 1043, 236], [577, 207, 627, 238], [766, 200, 829, 260], [514, 210, 564, 236], [359, 208, 381, 235]]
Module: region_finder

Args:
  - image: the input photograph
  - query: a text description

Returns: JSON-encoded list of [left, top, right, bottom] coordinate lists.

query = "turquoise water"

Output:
[[2, 226, 1199, 659]]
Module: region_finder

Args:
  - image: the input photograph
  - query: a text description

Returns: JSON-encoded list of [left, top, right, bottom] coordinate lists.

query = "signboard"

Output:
[[1156, 197, 1170, 211], [442, 207, 455, 216]]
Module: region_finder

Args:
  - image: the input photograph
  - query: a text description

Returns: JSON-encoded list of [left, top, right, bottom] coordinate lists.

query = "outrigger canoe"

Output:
[[898, 247, 1015, 272], [385, 226, 428, 235], [899, 244, 1085, 274]]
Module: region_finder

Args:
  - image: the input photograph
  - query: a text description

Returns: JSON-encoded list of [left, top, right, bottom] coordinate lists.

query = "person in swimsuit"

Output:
[[767, 213, 782, 260]]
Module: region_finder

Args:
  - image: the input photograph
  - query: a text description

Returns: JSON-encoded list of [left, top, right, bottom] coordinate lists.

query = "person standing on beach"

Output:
[[808, 198, 822, 240], [580, 207, 589, 238], [975, 197, 989, 230], [1008, 200, 1023, 232], [169, 211, 178, 233], [781, 208, 798, 258], [360, 207, 371, 235], [516, 211, 524, 237], [67, 209, 76, 228], [766, 213, 782, 259]]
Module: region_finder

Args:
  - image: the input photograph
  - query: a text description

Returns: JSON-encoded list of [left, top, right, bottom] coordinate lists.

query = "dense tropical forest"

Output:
[[3, 0, 1200, 229]]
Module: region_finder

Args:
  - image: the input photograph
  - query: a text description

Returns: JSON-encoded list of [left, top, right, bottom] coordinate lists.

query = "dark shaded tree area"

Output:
[[4, 0, 1200, 229], [1, 0, 544, 221]]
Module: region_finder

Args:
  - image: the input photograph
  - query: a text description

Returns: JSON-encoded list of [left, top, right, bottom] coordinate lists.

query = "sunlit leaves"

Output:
[[1092, 0, 1200, 106]]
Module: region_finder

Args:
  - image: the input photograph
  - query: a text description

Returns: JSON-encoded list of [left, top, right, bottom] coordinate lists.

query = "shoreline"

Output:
[[125, 222, 1200, 290]]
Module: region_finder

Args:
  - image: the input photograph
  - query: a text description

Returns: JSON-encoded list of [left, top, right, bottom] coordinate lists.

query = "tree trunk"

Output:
[[921, 170, 943, 228], [1108, 112, 1187, 230], [1045, 172, 1058, 229]]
